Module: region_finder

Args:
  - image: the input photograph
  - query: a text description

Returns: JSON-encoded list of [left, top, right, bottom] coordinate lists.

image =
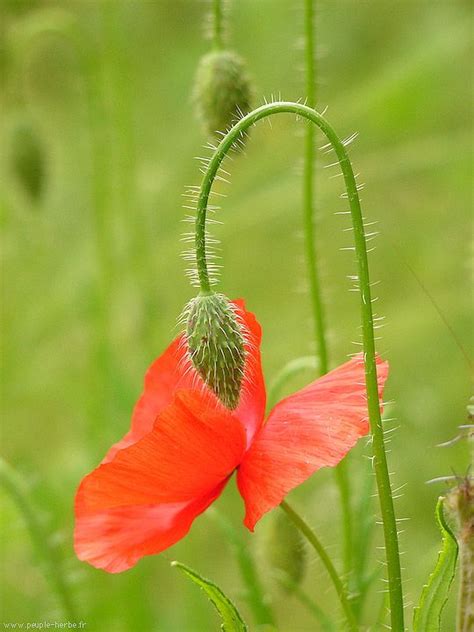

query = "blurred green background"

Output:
[[1, 0, 472, 630]]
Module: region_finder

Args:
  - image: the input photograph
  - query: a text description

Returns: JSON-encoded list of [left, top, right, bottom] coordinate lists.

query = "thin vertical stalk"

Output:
[[303, 0, 353, 582], [303, 0, 327, 373], [303, 0, 328, 375], [193, 101, 405, 630], [457, 535, 474, 632]]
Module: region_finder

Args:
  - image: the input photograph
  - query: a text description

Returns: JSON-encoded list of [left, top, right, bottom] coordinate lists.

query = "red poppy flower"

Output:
[[74, 299, 388, 573]]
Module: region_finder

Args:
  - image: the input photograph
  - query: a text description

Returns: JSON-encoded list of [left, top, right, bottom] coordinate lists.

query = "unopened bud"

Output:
[[193, 50, 252, 137], [10, 120, 45, 202], [265, 511, 307, 592], [185, 293, 245, 409]]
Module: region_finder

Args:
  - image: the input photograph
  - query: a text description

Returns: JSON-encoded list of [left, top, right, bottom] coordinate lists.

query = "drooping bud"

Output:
[[264, 511, 307, 592], [193, 50, 252, 137], [10, 120, 45, 202], [185, 292, 246, 409]]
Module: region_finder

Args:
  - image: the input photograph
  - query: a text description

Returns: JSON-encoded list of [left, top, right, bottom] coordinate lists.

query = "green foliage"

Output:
[[172, 561, 248, 632], [413, 497, 458, 631], [193, 50, 252, 136]]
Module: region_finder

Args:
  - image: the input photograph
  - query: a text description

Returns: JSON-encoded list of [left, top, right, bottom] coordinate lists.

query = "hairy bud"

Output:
[[193, 50, 252, 136], [265, 511, 307, 592], [10, 120, 45, 202], [185, 293, 246, 409]]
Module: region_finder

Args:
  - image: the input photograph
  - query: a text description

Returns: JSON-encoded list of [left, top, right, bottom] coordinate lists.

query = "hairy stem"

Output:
[[193, 100, 404, 629], [457, 534, 474, 632], [280, 501, 357, 631]]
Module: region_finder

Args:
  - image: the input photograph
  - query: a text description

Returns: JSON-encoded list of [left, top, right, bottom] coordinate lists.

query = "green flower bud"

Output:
[[10, 120, 45, 202], [265, 511, 307, 592], [185, 293, 246, 409], [193, 50, 252, 137]]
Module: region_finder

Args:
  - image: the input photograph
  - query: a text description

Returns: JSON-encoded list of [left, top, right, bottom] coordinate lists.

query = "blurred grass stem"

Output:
[[0, 459, 77, 620], [305, 0, 353, 587], [280, 500, 357, 631]]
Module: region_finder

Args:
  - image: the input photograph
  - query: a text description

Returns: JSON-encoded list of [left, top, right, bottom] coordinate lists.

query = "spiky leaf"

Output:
[[172, 561, 247, 632], [413, 497, 458, 631]]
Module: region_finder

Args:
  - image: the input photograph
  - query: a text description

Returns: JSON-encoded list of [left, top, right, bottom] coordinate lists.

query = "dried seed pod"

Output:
[[193, 50, 252, 137], [265, 511, 307, 592], [185, 292, 246, 409], [10, 120, 45, 202]]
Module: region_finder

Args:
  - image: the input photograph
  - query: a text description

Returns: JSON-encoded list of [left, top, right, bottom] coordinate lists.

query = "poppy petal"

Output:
[[232, 300, 266, 444], [237, 354, 389, 530], [103, 335, 193, 462], [106, 299, 265, 462], [74, 480, 228, 573], [78, 390, 246, 512], [75, 390, 246, 571]]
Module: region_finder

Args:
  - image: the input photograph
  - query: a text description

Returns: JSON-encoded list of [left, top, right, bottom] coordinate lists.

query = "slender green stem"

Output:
[[275, 570, 335, 632], [193, 100, 404, 630], [303, 0, 353, 584], [212, 0, 224, 50], [303, 0, 328, 374], [280, 501, 357, 631], [0, 459, 77, 620]]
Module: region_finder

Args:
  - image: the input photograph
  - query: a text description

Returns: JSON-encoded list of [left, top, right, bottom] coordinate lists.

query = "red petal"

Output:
[[74, 481, 227, 573], [75, 390, 246, 571], [232, 299, 266, 444], [105, 299, 265, 462], [103, 335, 193, 462], [237, 354, 389, 530]]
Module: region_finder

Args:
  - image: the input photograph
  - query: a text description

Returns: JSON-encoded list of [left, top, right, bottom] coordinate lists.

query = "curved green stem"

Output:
[[193, 100, 404, 630], [212, 0, 224, 50], [0, 459, 77, 620], [280, 501, 357, 632]]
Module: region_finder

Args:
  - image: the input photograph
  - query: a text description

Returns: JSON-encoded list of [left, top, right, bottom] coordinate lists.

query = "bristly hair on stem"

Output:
[[190, 100, 405, 630]]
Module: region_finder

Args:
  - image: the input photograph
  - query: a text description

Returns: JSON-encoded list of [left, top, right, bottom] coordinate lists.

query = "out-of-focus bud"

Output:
[[185, 292, 246, 410], [264, 511, 307, 592], [193, 50, 252, 137], [10, 120, 45, 202]]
